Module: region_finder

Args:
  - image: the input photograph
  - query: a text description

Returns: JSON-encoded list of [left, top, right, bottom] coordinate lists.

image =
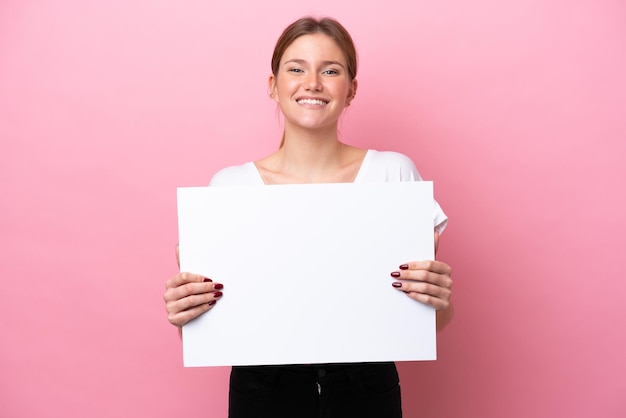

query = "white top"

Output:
[[209, 149, 448, 233]]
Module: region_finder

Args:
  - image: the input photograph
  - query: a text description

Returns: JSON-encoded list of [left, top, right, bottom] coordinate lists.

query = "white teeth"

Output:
[[297, 99, 327, 106]]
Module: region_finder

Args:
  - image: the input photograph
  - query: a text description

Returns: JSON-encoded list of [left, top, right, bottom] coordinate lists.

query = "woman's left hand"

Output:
[[390, 261, 452, 311]]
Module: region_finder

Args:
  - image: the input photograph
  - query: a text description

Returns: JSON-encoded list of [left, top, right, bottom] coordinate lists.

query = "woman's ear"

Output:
[[346, 79, 358, 106], [268, 74, 278, 101]]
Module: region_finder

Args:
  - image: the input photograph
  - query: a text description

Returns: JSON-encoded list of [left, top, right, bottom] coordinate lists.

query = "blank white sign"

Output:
[[178, 181, 436, 367]]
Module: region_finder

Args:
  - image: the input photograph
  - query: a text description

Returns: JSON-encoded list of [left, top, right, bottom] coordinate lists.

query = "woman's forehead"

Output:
[[281, 33, 346, 64]]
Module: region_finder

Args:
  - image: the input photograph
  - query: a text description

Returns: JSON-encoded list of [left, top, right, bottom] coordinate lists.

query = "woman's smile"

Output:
[[296, 97, 329, 107]]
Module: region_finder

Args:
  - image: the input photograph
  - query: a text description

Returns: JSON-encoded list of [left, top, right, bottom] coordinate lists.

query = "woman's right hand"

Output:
[[163, 245, 224, 328]]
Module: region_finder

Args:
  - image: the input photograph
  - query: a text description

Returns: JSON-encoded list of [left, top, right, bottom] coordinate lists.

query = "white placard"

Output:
[[178, 182, 436, 367]]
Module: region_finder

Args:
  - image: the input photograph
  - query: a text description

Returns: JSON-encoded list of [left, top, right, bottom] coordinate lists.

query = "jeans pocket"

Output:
[[229, 366, 278, 395], [345, 362, 401, 396]]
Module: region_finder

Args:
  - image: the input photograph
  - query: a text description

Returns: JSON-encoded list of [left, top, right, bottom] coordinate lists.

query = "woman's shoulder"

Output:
[[209, 162, 263, 186], [367, 150, 417, 167], [359, 149, 422, 181]]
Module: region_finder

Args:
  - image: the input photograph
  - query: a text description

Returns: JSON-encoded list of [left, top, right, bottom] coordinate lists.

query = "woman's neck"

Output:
[[256, 124, 365, 184]]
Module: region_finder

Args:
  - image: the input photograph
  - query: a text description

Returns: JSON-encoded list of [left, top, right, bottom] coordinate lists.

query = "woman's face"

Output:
[[269, 33, 357, 133]]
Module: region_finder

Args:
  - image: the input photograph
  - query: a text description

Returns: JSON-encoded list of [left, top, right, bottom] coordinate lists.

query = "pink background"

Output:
[[1, 1, 625, 417]]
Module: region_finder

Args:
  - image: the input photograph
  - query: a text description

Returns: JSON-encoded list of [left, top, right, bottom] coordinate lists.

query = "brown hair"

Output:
[[271, 17, 358, 80]]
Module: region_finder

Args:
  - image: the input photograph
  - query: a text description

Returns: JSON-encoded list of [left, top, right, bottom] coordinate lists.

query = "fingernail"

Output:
[[391, 271, 401, 278], [392, 282, 402, 288], [208, 300, 216, 306], [399, 264, 409, 270], [214, 283, 224, 290], [213, 291, 223, 298], [203, 278, 212, 282]]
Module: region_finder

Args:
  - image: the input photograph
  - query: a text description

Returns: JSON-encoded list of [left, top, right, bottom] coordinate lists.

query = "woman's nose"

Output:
[[304, 73, 322, 91]]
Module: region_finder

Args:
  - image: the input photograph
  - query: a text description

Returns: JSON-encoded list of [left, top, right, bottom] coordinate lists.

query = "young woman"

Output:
[[164, 16, 453, 418]]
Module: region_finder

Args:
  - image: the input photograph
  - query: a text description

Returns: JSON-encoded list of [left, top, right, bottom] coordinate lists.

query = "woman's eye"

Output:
[[288, 68, 304, 73], [323, 69, 339, 75]]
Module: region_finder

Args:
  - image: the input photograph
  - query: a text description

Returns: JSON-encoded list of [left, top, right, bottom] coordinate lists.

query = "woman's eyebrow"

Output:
[[284, 58, 346, 68]]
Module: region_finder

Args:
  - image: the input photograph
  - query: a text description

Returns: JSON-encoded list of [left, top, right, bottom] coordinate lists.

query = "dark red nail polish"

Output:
[[399, 264, 409, 270], [213, 291, 223, 298], [208, 300, 216, 306], [203, 277, 212, 282], [391, 271, 401, 278], [392, 282, 402, 288], [214, 283, 224, 290]]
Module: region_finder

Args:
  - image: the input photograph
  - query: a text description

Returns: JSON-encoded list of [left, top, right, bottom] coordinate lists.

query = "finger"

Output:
[[167, 289, 223, 313], [397, 260, 452, 276], [165, 272, 207, 290], [391, 269, 452, 290], [164, 279, 223, 302], [168, 301, 215, 327], [405, 291, 451, 311], [175, 244, 180, 268], [165, 288, 224, 327], [392, 280, 451, 301]]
